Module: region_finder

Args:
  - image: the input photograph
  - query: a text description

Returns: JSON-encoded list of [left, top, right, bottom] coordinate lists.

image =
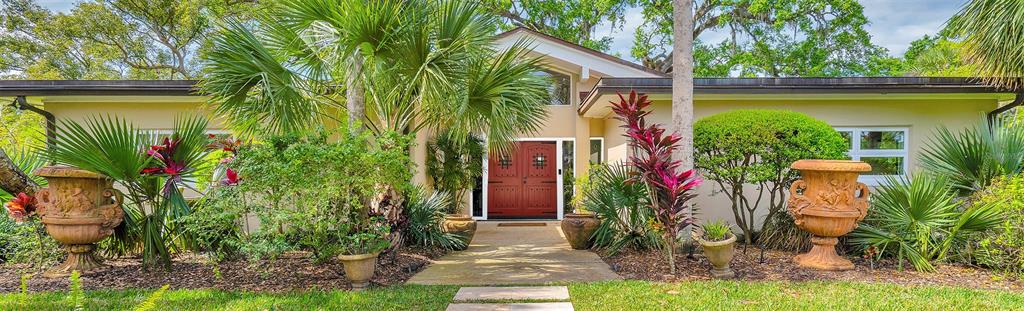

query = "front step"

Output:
[[453, 286, 570, 301], [447, 286, 574, 311], [446, 302, 574, 311]]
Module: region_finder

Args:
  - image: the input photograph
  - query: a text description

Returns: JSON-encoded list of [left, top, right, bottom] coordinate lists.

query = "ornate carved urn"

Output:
[[788, 160, 871, 271], [561, 213, 599, 250], [34, 166, 124, 278]]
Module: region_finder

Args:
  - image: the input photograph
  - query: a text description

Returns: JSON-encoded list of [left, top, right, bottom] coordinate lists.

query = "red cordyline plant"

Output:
[[611, 91, 702, 274], [4, 192, 38, 223]]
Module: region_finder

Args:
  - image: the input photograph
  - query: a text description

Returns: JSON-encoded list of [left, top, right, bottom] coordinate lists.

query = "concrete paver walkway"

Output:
[[446, 286, 574, 311], [407, 221, 621, 285]]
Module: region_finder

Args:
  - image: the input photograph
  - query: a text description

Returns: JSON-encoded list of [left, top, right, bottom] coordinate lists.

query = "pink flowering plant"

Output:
[[611, 91, 702, 273]]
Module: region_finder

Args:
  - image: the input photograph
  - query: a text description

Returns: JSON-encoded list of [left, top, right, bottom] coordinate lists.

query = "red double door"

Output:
[[487, 141, 558, 219]]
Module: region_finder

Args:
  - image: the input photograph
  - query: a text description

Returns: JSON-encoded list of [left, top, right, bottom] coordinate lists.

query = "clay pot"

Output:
[[338, 251, 380, 290], [788, 159, 871, 271], [560, 213, 599, 250], [442, 214, 477, 251], [691, 231, 737, 279], [33, 166, 124, 278]]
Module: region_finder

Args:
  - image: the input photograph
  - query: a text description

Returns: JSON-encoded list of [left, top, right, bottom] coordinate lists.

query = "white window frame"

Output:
[[834, 127, 909, 185], [589, 137, 605, 164]]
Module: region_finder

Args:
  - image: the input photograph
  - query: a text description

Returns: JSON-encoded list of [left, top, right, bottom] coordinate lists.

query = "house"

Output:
[[1, 27, 1019, 225]]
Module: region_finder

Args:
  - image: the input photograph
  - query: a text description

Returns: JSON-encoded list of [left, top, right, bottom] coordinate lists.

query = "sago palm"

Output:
[[200, 0, 549, 153]]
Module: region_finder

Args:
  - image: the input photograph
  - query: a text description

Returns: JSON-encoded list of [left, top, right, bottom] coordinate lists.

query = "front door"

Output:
[[488, 141, 558, 219]]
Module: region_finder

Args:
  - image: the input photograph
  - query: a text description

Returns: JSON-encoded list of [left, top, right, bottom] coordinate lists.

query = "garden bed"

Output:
[[1, 247, 447, 293], [601, 247, 1023, 291]]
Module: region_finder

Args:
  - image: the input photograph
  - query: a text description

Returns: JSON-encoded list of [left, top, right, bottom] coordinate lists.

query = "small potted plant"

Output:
[[692, 220, 736, 279], [337, 217, 391, 290]]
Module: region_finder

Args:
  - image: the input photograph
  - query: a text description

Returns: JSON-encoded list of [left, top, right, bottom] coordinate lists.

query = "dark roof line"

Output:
[[495, 27, 669, 78], [0, 80, 199, 96]]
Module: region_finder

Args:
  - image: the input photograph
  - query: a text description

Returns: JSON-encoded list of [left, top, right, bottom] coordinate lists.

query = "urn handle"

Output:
[[853, 182, 870, 221], [99, 188, 125, 230], [787, 180, 811, 226]]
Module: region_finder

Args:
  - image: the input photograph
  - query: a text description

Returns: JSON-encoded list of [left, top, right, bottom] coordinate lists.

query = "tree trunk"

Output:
[[672, 0, 695, 170], [346, 49, 365, 132], [0, 149, 37, 195]]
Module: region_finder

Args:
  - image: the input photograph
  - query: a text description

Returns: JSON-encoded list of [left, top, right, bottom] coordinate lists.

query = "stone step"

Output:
[[453, 286, 570, 301], [446, 302, 574, 311]]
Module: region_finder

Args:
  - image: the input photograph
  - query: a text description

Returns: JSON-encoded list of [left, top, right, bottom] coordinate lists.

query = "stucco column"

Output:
[[574, 115, 591, 179]]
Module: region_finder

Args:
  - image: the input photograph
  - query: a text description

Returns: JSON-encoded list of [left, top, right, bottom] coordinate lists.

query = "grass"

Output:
[[2, 281, 1022, 310]]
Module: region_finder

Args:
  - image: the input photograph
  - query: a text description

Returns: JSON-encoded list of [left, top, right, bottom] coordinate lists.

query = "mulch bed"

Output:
[[602, 246, 1024, 291], [1, 247, 447, 293]]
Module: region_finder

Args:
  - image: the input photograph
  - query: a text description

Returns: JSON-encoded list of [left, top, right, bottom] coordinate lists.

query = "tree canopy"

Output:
[[632, 0, 898, 76], [479, 0, 633, 52]]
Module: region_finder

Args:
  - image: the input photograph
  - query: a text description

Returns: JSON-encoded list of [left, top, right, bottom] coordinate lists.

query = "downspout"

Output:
[[988, 92, 1024, 123], [9, 95, 56, 151]]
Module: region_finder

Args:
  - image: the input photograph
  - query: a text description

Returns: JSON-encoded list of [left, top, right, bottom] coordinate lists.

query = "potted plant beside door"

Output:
[[427, 134, 483, 251], [692, 220, 737, 279], [561, 168, 600, 250]]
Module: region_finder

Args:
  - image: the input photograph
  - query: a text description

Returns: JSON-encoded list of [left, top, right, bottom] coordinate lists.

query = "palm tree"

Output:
[[672, 0, 695, 170], [200, 0, 549, 153], [200, 0, 550, 254], [947, 0, 1024, 89]]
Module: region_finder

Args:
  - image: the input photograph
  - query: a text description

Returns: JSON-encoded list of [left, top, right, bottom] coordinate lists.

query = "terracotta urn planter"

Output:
[[691, 231, 737, 279], [442, 214, 477, 251], [561, 213, 599, 250], [788, 159, 871, 271], [338, 251, 381, 290], [33, 166, 124, 278]]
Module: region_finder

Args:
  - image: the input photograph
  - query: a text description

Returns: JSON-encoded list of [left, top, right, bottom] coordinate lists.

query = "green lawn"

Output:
[[2, 281, 1022, 310]]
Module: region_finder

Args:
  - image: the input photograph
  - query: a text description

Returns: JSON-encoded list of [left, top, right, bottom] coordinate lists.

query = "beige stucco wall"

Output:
[[596, 96, 1000, 227], [43, 99, 224, 131]]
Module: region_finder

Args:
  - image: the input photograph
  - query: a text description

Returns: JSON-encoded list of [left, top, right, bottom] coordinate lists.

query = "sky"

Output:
[[38, 0, 965, 62]]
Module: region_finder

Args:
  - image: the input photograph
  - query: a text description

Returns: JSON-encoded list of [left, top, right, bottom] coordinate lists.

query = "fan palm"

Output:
[[947, 0, 1024, 89], [585, 164, 662, 255], [45, 115, 213, 269], [920, 118, 1024, 195], [200, 0, 549, 153], [0, 148, 46, 201], [850, 174, 1004, 272], [404, 187, 466, 250]]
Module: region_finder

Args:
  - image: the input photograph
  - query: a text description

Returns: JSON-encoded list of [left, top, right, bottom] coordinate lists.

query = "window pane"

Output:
[[861, 157, 904, 175], [589, 139, 603, 164], [860, 131, 904, 150], [837, 131, 853, 149], [535, 70, 570, 105]]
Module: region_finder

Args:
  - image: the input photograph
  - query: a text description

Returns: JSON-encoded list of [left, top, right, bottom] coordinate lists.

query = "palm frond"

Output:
[[947, 0, 1024, 89]]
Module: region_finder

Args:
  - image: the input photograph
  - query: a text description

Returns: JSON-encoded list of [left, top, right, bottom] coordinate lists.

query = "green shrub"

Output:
[[211, 129, 411, 261], [584, 164, 661, 255], [0, 216, 61, 271], [694, 109, 848, 246], [178, 187, 245, 262], [404, 187, 466, 250], [850, 174, 1003, 272], [972, 174, 1024, 278]]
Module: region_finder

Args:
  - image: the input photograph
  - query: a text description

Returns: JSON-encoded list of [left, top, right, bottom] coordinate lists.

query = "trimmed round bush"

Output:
[[694, 109, 848, 248]]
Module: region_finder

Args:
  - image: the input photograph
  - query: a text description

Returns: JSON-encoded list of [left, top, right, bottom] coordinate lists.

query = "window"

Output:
[[589, 138, 603, 164], [834, 127, 908, 184], [535, 70, 571, 106]]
